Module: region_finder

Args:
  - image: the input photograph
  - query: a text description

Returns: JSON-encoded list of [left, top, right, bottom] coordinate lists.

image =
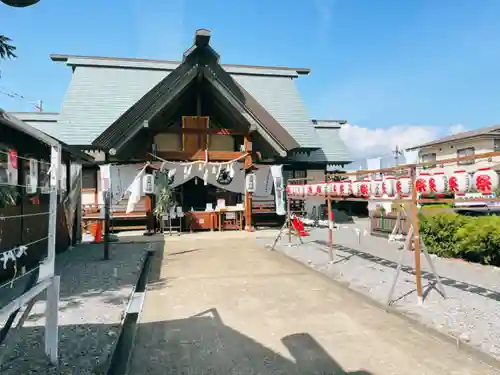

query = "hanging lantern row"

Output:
[[285, 168, 499, 198]]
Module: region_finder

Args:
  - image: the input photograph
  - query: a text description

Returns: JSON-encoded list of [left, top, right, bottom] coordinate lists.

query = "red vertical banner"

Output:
[[7, 149, 18, 185], [8, 149, 18, 169]]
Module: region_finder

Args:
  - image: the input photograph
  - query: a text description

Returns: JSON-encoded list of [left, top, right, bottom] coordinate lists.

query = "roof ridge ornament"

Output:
[[182, 29, 220, 64], [194, 29, 211, 46]]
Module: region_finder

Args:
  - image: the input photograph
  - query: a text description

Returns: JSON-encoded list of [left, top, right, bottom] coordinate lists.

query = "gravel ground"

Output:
[[0, 241, 148, 375], [262, 218, 500, 361]]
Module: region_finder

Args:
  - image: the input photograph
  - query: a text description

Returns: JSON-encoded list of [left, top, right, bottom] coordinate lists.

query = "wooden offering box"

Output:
[[185, 211, 217, 231]]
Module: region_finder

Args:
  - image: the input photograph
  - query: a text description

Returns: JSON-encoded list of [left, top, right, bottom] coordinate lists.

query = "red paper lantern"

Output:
[[427, 172, 448, 196], [297, 185, 305, 197], [316, 183, 328, 196], [305, 184, 314, 197], [328, 182, 340, 197], [351, 180, 361, 197], [396, 176, 412, 197], [340, 180, 351, 197], [371, 178, 383, 197], [473, 168, 499, 195], [381, 176, 396, 197], [415, 172, 430, 194], [449, 170, 471, 196], [360, 178, 371, 198]]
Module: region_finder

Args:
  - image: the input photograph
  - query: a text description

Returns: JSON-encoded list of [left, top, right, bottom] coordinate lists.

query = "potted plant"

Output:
[[153, 170, 176, 233]]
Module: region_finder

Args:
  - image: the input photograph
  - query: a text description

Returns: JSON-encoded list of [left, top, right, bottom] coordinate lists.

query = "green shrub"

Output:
[[420, 204, 454, 216], [420, 203, 451, 209], [420, 213, 469, 258], [455, 216, 500, 265], [420, 213, 500, 266]]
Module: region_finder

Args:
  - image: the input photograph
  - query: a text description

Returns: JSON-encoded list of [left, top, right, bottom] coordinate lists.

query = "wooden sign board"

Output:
[[182, 116, 209, 152]]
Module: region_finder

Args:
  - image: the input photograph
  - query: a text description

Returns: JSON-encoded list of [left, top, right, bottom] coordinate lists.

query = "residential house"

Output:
[[406, 125, 500, 174]]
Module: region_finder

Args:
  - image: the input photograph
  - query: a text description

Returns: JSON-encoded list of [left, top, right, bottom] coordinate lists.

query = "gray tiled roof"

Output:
[[9, 112, 61, 139], [1, 110, 93, 161], [290, 120, 351, 164], [53, 55, 321, 149]]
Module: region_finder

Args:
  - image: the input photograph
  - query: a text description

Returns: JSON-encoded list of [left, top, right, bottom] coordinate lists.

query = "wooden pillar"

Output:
[[287, 196, 291, 243], [145, 162, 154, 235], [327, 197, 334, 262], [244, 134, 254, 231], [410, 166, 423, 302], [103, 152, 111, 260]]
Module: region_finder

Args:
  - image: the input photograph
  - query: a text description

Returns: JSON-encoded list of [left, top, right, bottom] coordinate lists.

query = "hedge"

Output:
[[420, 212, 500, 266]]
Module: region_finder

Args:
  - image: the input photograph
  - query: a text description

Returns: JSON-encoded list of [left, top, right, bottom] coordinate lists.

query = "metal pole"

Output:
[[103, 151, 111, 261]]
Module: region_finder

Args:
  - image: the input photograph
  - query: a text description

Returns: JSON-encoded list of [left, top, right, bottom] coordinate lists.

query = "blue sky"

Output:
[[1, 0, 500, 155]]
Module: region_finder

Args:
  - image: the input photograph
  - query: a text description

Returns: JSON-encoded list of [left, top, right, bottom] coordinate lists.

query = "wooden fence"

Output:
[[0, 200, 71, 284], [370, 211, 409, 237]]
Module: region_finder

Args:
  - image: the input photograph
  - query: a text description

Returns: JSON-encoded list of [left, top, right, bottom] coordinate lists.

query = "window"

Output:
[[494, 139, 500, 152], [421, 153, 436, 169], [457, 147, 475, 165]]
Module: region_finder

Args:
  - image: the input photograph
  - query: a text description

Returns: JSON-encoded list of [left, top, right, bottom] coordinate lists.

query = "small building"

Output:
[[406, 125, 500, 174], [0, 109, 93, 286], [22, 29, 352, 230]]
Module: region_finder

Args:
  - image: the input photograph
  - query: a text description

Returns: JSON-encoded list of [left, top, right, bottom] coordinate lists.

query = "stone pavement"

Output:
[[128, 232, 500, 375]]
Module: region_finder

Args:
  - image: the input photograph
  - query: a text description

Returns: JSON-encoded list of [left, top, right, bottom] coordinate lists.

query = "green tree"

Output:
[[0, 35, 16, 60]]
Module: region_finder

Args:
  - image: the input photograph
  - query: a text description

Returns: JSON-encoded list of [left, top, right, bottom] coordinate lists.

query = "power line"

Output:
[[0, 86, 43, 112]]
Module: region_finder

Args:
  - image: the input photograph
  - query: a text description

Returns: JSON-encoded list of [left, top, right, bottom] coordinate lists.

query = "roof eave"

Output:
[[49, 53, 311, 75], [0, 109, 58, 147], [0, 110, 94, 162], [406, 132, 498, 151]]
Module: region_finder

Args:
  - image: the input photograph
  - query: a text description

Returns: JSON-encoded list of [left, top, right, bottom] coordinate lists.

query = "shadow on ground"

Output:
[[0, 313, 373, 374], [129, 308, 372, 375], [1, 238, 165, 374]]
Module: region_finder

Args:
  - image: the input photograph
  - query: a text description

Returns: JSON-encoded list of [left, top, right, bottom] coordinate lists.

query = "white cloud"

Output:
[[447, 124, 467, 135], [339, 123, 472, 159], [339, 124, 440, 158]]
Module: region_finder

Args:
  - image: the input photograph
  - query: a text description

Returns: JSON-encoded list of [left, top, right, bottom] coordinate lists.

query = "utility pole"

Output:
[[34, 100, 43, 112], [392, 145, 403, 167]]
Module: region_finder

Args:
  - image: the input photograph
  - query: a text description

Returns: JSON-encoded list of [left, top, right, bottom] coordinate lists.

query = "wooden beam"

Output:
[[244, 134, 254, 231], [158, 127, 247, 135], [155, 150, 244, 161]]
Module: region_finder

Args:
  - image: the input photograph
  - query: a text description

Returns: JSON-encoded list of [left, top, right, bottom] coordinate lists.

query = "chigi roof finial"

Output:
[[1, 0, 40, 7]]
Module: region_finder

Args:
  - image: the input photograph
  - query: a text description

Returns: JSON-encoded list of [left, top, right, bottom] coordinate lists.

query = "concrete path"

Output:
[[128, 233, 499, 375]]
